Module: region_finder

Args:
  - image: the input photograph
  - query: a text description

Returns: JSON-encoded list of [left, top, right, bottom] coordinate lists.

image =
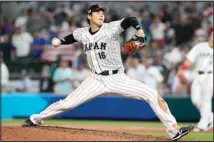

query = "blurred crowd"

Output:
[[1, 1, 213, 96]]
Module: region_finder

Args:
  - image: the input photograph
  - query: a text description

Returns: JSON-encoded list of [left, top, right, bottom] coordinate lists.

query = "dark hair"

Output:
[[87, 4, 106, 25]]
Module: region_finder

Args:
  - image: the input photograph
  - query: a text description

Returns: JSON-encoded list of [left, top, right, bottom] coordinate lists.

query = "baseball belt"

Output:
[[198, 71, 213, 75], [95, 69, 119, 76]]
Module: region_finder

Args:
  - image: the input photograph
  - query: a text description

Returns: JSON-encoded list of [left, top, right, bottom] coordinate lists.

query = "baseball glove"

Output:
[[123, 35, 147, 53]]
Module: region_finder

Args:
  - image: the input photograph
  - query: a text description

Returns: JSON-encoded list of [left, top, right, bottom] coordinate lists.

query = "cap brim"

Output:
[[94, 6, 109, 13]]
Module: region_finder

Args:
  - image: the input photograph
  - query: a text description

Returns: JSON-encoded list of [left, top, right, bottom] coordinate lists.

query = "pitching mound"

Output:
[[2, 125, 170, 141]]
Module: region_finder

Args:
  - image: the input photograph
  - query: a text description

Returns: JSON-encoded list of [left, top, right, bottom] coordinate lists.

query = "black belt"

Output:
[[198, 71, 213, 75], [95, 70, 119, 76]]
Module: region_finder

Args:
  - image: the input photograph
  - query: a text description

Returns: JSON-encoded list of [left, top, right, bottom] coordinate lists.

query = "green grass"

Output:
[[2, 118, 213, 141]]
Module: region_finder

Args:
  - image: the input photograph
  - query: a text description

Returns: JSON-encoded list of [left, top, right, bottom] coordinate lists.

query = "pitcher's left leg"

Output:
[[105, 73, 182, 138]]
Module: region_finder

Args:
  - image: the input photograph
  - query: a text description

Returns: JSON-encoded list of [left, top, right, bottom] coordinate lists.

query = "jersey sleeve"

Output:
[[108, 18, 125, 34], [186, 43, 200, 64], [73, 28, 86, 43]]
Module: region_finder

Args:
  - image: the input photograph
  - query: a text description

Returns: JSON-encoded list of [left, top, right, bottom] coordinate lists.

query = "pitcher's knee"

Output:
[[157, 95, 169, 113], [146, 88, 169, 113]]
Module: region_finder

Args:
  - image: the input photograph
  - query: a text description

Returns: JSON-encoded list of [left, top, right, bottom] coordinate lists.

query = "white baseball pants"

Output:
[[30, 71, 179, 138], [191, 73, 213, 129]]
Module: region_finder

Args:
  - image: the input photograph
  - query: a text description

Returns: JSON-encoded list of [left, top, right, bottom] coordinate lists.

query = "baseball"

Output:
[[52, 38, 61, 47]]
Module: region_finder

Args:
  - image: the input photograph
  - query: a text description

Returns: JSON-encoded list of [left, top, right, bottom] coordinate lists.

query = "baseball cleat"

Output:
[[172, 124, 194, 141], [193, 122, 213, 132], [22, 119, 38, 127]]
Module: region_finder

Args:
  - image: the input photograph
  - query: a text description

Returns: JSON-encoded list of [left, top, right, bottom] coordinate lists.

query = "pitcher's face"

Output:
[[89, 10, 105, 27]]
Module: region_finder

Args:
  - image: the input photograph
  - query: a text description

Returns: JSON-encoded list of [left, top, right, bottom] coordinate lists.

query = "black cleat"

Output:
[[22, 119, 38, 127], [172, 124, 194, 141]]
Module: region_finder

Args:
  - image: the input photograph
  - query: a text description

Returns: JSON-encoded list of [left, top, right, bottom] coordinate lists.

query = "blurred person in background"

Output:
[[26, 8, 49, 34], [171, 2, 184, 25], [156, 4, 172, 24], [201, 2, 213, 34], [43, 7, 54, 26], [148, 41, 161, 57], [177, 32, 213, 132], [126, 57, 145, 83], [49, 54, 62, 80], [142, 58, 164, 93], [48, 24, 58, 44], [172, 14, 195, 46], [192, 28, 207, 45], [153, 50, 170, 95], [14, 9, 28, 31], [171, 75, 188, 95], [139, 8, 152, 42], [150, 16, 166, 48], [58, 20, 71, 38], [170, 63, 189, 95], [40, 65, 53, 93], [0, 51, 10, 92], [0, 26, 15, 61], [31, 31, 47, 59], [53, 4, 69, 26], [12, 26, 33, 61], [72, 54, 90, 89], [180, 44, 191, 60], [163, 46, 183, 70], [16, 69, 33, 92], [53, 59, 75, 95], [187, 2, 202, 30]]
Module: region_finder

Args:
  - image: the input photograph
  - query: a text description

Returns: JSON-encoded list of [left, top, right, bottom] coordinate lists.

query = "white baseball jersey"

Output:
[[186, 42, 213, 72], [73, 19, 125, 73]]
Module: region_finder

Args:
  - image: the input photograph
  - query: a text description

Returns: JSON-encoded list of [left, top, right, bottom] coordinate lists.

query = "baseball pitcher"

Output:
[[177, 32, 213, 132], [22, 4, 193, 141]]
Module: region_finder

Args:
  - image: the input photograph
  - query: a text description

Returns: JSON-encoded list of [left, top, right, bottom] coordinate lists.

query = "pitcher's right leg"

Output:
[[105, 72, 193, 140], [23, 76, 106, 126]]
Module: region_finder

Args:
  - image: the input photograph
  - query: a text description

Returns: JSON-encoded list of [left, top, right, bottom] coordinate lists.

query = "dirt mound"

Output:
[[2, 125, 170, 141]]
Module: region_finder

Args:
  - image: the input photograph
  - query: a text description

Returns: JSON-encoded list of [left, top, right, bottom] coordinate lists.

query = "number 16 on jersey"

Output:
[[98, 52, 106, 59]]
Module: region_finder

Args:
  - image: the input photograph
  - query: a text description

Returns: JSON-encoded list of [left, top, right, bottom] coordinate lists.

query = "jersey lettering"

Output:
[[84, 42, 107, 52], [187, 42, 213, 72]]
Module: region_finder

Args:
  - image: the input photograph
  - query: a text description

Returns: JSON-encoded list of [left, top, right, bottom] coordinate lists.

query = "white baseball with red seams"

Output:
[[30, 19, 180, 138]]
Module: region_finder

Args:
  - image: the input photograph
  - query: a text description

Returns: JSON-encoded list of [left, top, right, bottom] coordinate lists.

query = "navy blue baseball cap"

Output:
[[87, 4, 109, 15]]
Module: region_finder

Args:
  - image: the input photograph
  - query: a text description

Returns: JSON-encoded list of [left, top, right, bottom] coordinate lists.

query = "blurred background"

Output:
[[1, 1, 213, 122]]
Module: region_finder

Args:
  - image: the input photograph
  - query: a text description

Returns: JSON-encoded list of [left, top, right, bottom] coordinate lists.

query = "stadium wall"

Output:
[[2, 93, 213, 121]]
